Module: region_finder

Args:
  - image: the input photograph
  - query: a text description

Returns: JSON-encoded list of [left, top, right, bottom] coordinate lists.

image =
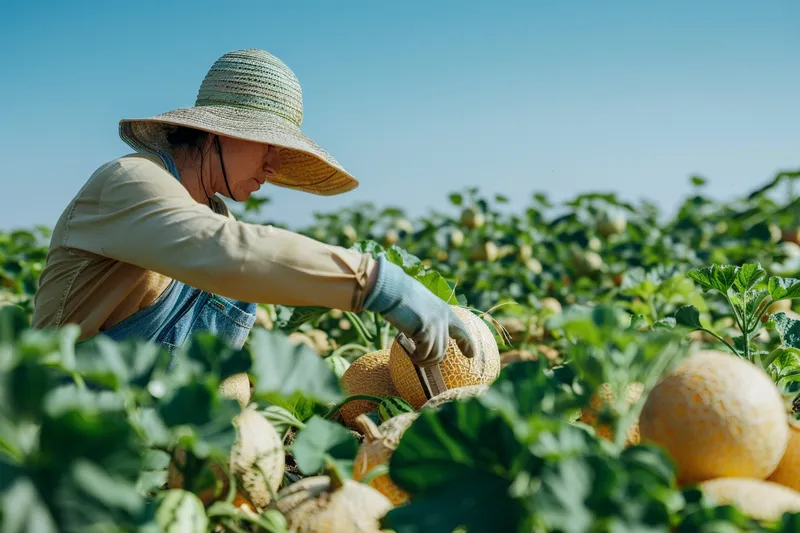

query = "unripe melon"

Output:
[[579, 382, 643, 447], [353, 413, 419, 505], [340, 349, 397, 428], [421, 384, 489, 410], [698, 478, 800, 522], [219, 372, 251, 408], [389, 307, 501, 409], [639, 350, 789, 484], [275, 474, 393, 533], [768, 423, 800, 491]]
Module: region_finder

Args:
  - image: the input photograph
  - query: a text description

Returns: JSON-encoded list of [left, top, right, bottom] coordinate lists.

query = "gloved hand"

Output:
[[363, 255, 475, 367]]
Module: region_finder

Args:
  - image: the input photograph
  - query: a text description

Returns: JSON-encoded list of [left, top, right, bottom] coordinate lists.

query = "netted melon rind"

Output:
[[389, 307, 500, 409], [340, 349, 397, 428]]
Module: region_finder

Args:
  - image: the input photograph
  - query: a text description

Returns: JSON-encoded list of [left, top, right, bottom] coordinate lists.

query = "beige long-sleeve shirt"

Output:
[[32, 152, 375, 342]]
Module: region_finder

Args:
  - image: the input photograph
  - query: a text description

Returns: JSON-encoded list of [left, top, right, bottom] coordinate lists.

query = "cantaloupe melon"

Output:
[[275, 471, 393, 533], [219, 372, 251, 408], [353, 413, 419, 505], [421, 384, 489, 410], [339, 349, 397, 428], [389, 306, 500, 409], [699, 477, 800, 522], [580, 382, 643, 447], [768, 422, 800, 491], [639, 350, 789, 484]]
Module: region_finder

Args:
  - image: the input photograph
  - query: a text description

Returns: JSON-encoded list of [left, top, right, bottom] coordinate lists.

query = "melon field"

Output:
[[4, 171, 800, 532]]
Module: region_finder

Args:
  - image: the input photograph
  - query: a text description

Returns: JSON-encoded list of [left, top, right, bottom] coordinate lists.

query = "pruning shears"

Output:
[[395, 332, 448, 400]]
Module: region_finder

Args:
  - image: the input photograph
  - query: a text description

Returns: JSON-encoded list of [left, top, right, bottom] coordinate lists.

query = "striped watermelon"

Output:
[[324, 354, 351, 378], [378, 396, 415, 422], [154, 489, 208, 533]]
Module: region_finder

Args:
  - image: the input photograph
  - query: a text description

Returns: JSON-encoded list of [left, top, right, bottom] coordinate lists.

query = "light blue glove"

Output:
[[364, 255, 475, 367]]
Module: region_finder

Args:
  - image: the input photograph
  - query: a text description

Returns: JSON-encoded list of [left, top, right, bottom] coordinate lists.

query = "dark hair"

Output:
[[166, 126, 210, 151], [165, 126, 217, 199]]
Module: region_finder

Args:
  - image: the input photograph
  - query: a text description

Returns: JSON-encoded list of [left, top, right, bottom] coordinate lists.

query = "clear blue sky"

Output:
[[2, 0, 799, 231]]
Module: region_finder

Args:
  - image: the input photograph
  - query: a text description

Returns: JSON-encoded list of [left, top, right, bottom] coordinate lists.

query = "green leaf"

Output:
[[448, 193, 464, 206], [39, 386, 143, 477], [686, 265, 738, 294], [73, 335, 170, 390], [381, 472, 524, 533], [55, 459, 148, 532], [386, 246, 425, 277], [0, 305, 30, 344], [416, 271, 459, 305], [289, 415, 358, 477], [481, 359, 585, 428], [531, 456, 595, 533], [0, 462, 60, 533], [249, 329, 342, 406], [157, 382, 239, 460], [276, 306, 329, 333], [733, 263, 766, 292], [260, 404, 306, 436], [768, 276, 800, 301], [674, 306, 704, 330], [388, 397, 524, 498], [773, 312, 800, 350]]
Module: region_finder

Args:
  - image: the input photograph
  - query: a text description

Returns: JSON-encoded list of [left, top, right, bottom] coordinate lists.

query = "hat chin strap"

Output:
[[215, 135, 235, 201]]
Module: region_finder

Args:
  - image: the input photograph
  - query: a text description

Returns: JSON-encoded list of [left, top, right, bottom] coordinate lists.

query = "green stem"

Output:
[[322, 394, 386, 420], [741, 290, 751, 362], [358, 464, 390, 485], [698, 328, 739, 357], [329, 343, 371, 359], [345, 312, 372, 345]]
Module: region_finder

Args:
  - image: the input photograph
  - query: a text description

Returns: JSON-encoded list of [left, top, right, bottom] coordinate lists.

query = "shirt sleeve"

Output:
[[64, 155, 375, 312]]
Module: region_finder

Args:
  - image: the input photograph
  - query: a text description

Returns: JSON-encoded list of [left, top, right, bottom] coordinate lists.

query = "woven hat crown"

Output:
[[194, 49, 304, 128]]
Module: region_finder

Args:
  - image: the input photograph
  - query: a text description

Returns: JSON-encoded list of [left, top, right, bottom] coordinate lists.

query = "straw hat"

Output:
[[119, 48, 358, 196]]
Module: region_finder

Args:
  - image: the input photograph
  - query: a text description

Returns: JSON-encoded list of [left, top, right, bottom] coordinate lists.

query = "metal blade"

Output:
[[395, 332, 447, 400]]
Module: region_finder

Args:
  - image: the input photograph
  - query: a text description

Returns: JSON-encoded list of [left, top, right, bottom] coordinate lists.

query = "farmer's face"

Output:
[[214, 136, 281, 201]]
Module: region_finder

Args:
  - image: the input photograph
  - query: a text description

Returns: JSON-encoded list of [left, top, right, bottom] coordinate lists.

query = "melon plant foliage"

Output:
[[1, 170, 800, 531]]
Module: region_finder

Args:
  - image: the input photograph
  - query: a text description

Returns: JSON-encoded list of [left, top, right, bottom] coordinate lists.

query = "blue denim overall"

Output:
[[99, 152, 258, 361]]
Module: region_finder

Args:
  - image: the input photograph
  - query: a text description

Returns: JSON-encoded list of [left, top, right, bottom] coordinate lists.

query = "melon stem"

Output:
[[354, 414, 384, 443], [324, 460, 346, 491]]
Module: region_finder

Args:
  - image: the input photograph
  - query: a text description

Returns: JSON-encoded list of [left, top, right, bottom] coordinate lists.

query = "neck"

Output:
[[171, 146, 219, 205]]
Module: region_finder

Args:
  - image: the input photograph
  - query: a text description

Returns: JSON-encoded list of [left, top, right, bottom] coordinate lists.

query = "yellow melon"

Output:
[[579, 382, 643, 447], [339, 349, 397, 428], [353, 413, 419, 505], [699, 478, 800, 522], [639, 350, 789, 484], [389, 306, 501, 409], [421, 385, 489, 410], [768, 422, 800, 491]]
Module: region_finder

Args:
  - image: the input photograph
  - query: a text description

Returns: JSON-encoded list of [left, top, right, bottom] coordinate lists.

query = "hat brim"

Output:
[[119, 105, 359, 196]]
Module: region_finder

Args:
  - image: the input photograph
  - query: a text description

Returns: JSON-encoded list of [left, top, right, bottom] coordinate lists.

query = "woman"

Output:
[[32, 48, 474, 368]]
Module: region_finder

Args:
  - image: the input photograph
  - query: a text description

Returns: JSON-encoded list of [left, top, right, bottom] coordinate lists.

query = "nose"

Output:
[[263, 145, 281, 176]]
